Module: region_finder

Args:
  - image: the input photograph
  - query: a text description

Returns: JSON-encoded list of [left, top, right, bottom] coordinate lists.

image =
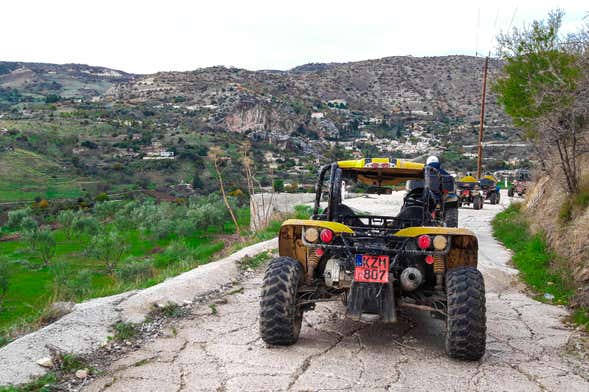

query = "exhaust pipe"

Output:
[[400, 267, 423, 291]]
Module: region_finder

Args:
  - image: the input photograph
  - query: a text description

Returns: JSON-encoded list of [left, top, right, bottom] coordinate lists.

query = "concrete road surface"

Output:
[[85, 192, 589, 392]]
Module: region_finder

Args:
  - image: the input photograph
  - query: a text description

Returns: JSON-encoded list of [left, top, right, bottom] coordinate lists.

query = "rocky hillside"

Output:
[[0, 61, 134, 99], [102, 55, 528, 167], [0, 55, 530, 201], [108, 56, 509, 134]]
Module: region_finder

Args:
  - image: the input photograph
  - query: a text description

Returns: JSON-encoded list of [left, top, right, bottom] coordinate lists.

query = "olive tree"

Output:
[[87, 231, 128, 273], [24, 229, 56, 267], [57, 210, 78, 240], [6, 208, 33, 230]]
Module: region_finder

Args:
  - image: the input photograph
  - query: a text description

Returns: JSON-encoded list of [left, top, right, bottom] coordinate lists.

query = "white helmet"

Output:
[[426, 155, 439, 165]]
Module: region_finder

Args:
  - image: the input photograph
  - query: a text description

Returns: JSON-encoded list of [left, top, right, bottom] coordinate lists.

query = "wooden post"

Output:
[[477, 56, 489, 179]]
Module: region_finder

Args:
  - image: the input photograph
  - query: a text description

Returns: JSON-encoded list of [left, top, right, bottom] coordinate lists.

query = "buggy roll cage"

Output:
[[311, 162, 441, 229]]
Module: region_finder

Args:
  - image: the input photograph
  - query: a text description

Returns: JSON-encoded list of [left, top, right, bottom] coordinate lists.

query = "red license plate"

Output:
[[354, 255, 389, 283]]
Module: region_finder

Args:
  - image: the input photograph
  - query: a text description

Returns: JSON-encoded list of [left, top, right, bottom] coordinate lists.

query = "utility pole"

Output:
[[476, 56, 489, 179]]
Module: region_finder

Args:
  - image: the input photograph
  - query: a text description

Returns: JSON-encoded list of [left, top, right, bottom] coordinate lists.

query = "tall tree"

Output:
[[494, 10, 588, 194]]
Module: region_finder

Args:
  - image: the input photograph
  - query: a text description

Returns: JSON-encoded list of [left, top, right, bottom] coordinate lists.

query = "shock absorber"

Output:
[[306, 250, 320, 284], [433, 255, 445, 290]]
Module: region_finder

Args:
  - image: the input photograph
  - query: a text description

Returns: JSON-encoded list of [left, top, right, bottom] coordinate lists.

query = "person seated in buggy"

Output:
[[398, 156, 458, 227]]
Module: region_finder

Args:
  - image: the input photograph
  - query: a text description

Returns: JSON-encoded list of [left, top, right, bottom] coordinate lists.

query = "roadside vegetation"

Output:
[[492, 203, 589, 331], [0, 194, 247, 345], [0, 196, 309, 347]]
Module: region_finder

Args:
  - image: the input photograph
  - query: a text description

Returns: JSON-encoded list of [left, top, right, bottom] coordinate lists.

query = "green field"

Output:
[[0, 149, 87, 202], [0, 226, 224, 332]]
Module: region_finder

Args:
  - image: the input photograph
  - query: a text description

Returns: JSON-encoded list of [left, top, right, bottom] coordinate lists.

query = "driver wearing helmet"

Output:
[[426, 155, 449, 175], [425, 155, 450, 203]]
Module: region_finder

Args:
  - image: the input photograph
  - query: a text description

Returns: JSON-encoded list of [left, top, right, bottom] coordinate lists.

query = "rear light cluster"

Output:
[[320, 229, 334, 243], [304, 227, 334, 258], [417, 235, 431, 249], [304, 228, 334, 244], [416, 235, 448, 251]]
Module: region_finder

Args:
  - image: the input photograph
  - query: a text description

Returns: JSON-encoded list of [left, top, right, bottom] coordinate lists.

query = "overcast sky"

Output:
[[2, 0, 587, 74]]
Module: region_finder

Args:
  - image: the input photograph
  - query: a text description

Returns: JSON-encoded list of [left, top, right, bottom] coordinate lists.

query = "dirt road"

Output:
[[85, 193, 588, 392]]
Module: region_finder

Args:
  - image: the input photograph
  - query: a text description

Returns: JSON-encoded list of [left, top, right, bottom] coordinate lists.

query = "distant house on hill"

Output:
[[311, 112, 324, 119], [142, 142, 175, 160]]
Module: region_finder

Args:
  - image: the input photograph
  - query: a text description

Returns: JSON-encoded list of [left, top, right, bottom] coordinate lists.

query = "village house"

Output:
[[142, 142, 175, 160]]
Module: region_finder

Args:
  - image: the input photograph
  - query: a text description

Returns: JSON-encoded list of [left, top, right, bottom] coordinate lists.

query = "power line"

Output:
[[508, 7, 518, 32], [475, 7, 480, 57], [488, 8, 500, 56]]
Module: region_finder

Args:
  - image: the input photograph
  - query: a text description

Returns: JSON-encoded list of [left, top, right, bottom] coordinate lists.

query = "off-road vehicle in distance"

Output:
[[259, 158, 486, 360], [456, 175, 484, 210], [479, 175, 501, 205], [508, 169, 531, 197]]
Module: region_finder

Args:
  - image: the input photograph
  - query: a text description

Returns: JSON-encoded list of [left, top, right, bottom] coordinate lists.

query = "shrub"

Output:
[[19, 216, 39, 232], [49, 260, 72, 298], [94, 201, 120, 220], [57, 210, 78, 239], [559, 199, 573, 223], [87, 231, 128, 273], [74, 216, 100, 236], [24, 229, 56, 266], [95, 192, 109, 202], [65, 270, 94, 298], [150, 219, 175, 240], [175, 219, 198, 237], [574, 190, 589, 210], [294, 205, 313, 219], [115, 259, 154, 282], [273, 179, 284, 192], [45, 94, 61, 103], [112, 322, 138, 341], [186, 195, 227, 230], [112, 213, 135, 231], [154, 241, 193, 268], [6, 207, 32, 230]]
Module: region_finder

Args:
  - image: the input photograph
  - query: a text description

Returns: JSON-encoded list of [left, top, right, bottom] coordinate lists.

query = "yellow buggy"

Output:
[[259, 158, 486, 360]]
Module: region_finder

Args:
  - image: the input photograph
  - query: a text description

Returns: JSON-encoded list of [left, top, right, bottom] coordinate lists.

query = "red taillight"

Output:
[[417, 235, 431, 250], [425, 255, 435, 264], [320, 229, 334, 243]]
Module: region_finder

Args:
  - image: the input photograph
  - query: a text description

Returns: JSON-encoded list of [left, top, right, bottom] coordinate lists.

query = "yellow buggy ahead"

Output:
[[259, 158, 486, 360]]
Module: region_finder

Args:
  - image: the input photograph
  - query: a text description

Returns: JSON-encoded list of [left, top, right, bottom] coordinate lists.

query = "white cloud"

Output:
[[1, 0, 586, 73]]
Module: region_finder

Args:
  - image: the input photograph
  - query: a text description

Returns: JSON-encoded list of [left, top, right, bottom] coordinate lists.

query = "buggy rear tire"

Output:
[[473, 196, 482, 210], [508, 187, 514, 197], [445, 266, 486, 360], [490, 193, 497, 205], [444, 207, 459, 227], [259, 257, 303, 346]]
